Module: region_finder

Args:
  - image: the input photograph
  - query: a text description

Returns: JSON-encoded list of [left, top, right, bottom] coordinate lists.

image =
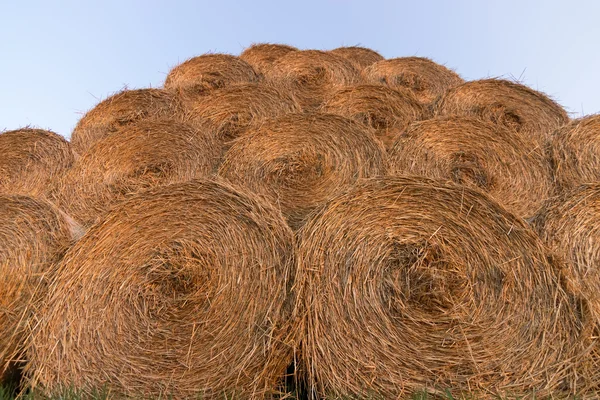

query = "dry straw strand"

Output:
[[218, 113, 387, 230], [240, 43, 298, 75], [0, 128, 74, 198], [387, 116, 553, 219], [363, 57, 464, 104], [26, 179, 296, 399], [329, 46, 384, 71], [296, 176, 585, 399], [320, 84, 426, 150]]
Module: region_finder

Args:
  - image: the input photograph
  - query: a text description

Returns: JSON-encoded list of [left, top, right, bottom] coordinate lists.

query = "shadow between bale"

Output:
[[295, 176, 586, 399], [329, 46, 384, 71], [52, 120, 221, 229], [240, 43, 299, 75], [25, 179, 297, 399], [363, 57, 464, 104], [387, 116, 553, 219], [218, 113, 387, 230], [0, 129, 74, 198]]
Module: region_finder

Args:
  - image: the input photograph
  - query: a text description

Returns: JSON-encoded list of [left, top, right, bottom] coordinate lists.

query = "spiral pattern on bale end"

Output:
[[329, 46, 384, 71], [53, 120, 221, 229], [265, 50, 361, 110], [70, 88, 185, 155], [549, 114, 600, 192], [296, 176, 585, 399], [321, 84, 426, 150], [218, 113, 387, 230], [387, 116, 553, 219], [26, 179, 296, 399], [0, 128, 75, 198], [435, 79, 569, 145], [185, 83, 302, 145], [240, 43, 298, 75], [0, 195, 76, 383], [363, 57, 464, 104]]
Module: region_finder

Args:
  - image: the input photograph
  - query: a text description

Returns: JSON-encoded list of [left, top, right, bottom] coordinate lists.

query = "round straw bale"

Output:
[[53, 120, 220, 229], [435, 79, 569, 145], [320, 84, 426, 150], [265, 50, 361, 110], [186, 82, 302, 145], [0, 195, 75, 383], [218, 113, 387, 230], [387, 116, 553, 219], [548, 114, 600, 192], [240, 43, 298, 75], [164, 54, 260, 101], [70, 88, 185, 155], [0, 128, 74, 198], [26, 179, 296, 399], [330, 46, 384, 71], [363, 57, 464, 104], [296, 176, 584, 399]]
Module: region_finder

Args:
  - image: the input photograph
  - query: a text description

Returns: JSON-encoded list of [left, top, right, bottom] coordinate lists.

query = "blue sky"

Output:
[[1, 0, 599, 138]]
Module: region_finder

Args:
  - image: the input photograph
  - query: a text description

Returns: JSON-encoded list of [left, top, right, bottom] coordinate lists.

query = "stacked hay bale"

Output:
[[26, 179, 296, 399], [436, 79, 569, 146], [329, 46, 384, 71], [0, 129, 74, 197], [295, 176, 585, 399], [387, 116, 553, 219], [548, 114, 600, 192], [321, 84, 426, 149], [218, 113, 387, 230], [0, 196, 78, 384], [70, 88, 185, 155], [265, 50, 361, 110], [364, 57, 464, 104], [240, 43, 298, 75], [52, 120, 221, 229]]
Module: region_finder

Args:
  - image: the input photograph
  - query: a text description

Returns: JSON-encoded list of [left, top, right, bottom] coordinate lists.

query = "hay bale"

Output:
[[363, 57, 464, 104], [70, 88, 185, 155], [265, 50, 361, 110], [0, 195, 76, 383], [218, 113, 387, 230], [387, 116, 553, 219], [295, 176, 584, 399], [320, 84, 426, 150], [185, 82, 302, 145], [240, 43, 298, 75], [53, 120, 220, 229], [435, 79, 569, 145], [0, 129, 74, 198], [548, 114, 600, 192], [164, 54, 260, 101], [26, 179, 296, 399], [330, 46, 384, 71]]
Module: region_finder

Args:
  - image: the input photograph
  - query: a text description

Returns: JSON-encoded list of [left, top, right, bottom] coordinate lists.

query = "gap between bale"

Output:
[[240, 43, 299, 75], [218, 112, 388, 230], [329, 46, 384, 71], [387, 116, 553, 219], [26, 179, 297, 399], [295, 176, 586, 399]]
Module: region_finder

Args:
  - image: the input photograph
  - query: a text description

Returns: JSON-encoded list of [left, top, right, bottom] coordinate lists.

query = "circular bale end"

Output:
[[70, 88, 185, 155], [0, 195, 76, 384], [185, 82, 302, 145], [320, 84, 426, 150], [296, 176, 584, 399], [330, 46, 384, 71], [26, 179, 296, 399], [435, 79, 569, 145], [0, 129, 74, 198], [240, 43, 298, 75], [549, 114, 600, 192], [164, 54, 260, 101], [363, 57, 464, 104], [218, 113, 387, 230], [266, 50, 361, 110], [387, 116, 553, 219], [53, 120, 221, 228]]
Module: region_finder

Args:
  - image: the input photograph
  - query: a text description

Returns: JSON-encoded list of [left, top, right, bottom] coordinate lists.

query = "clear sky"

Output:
[[1, 0, 599, 138]]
